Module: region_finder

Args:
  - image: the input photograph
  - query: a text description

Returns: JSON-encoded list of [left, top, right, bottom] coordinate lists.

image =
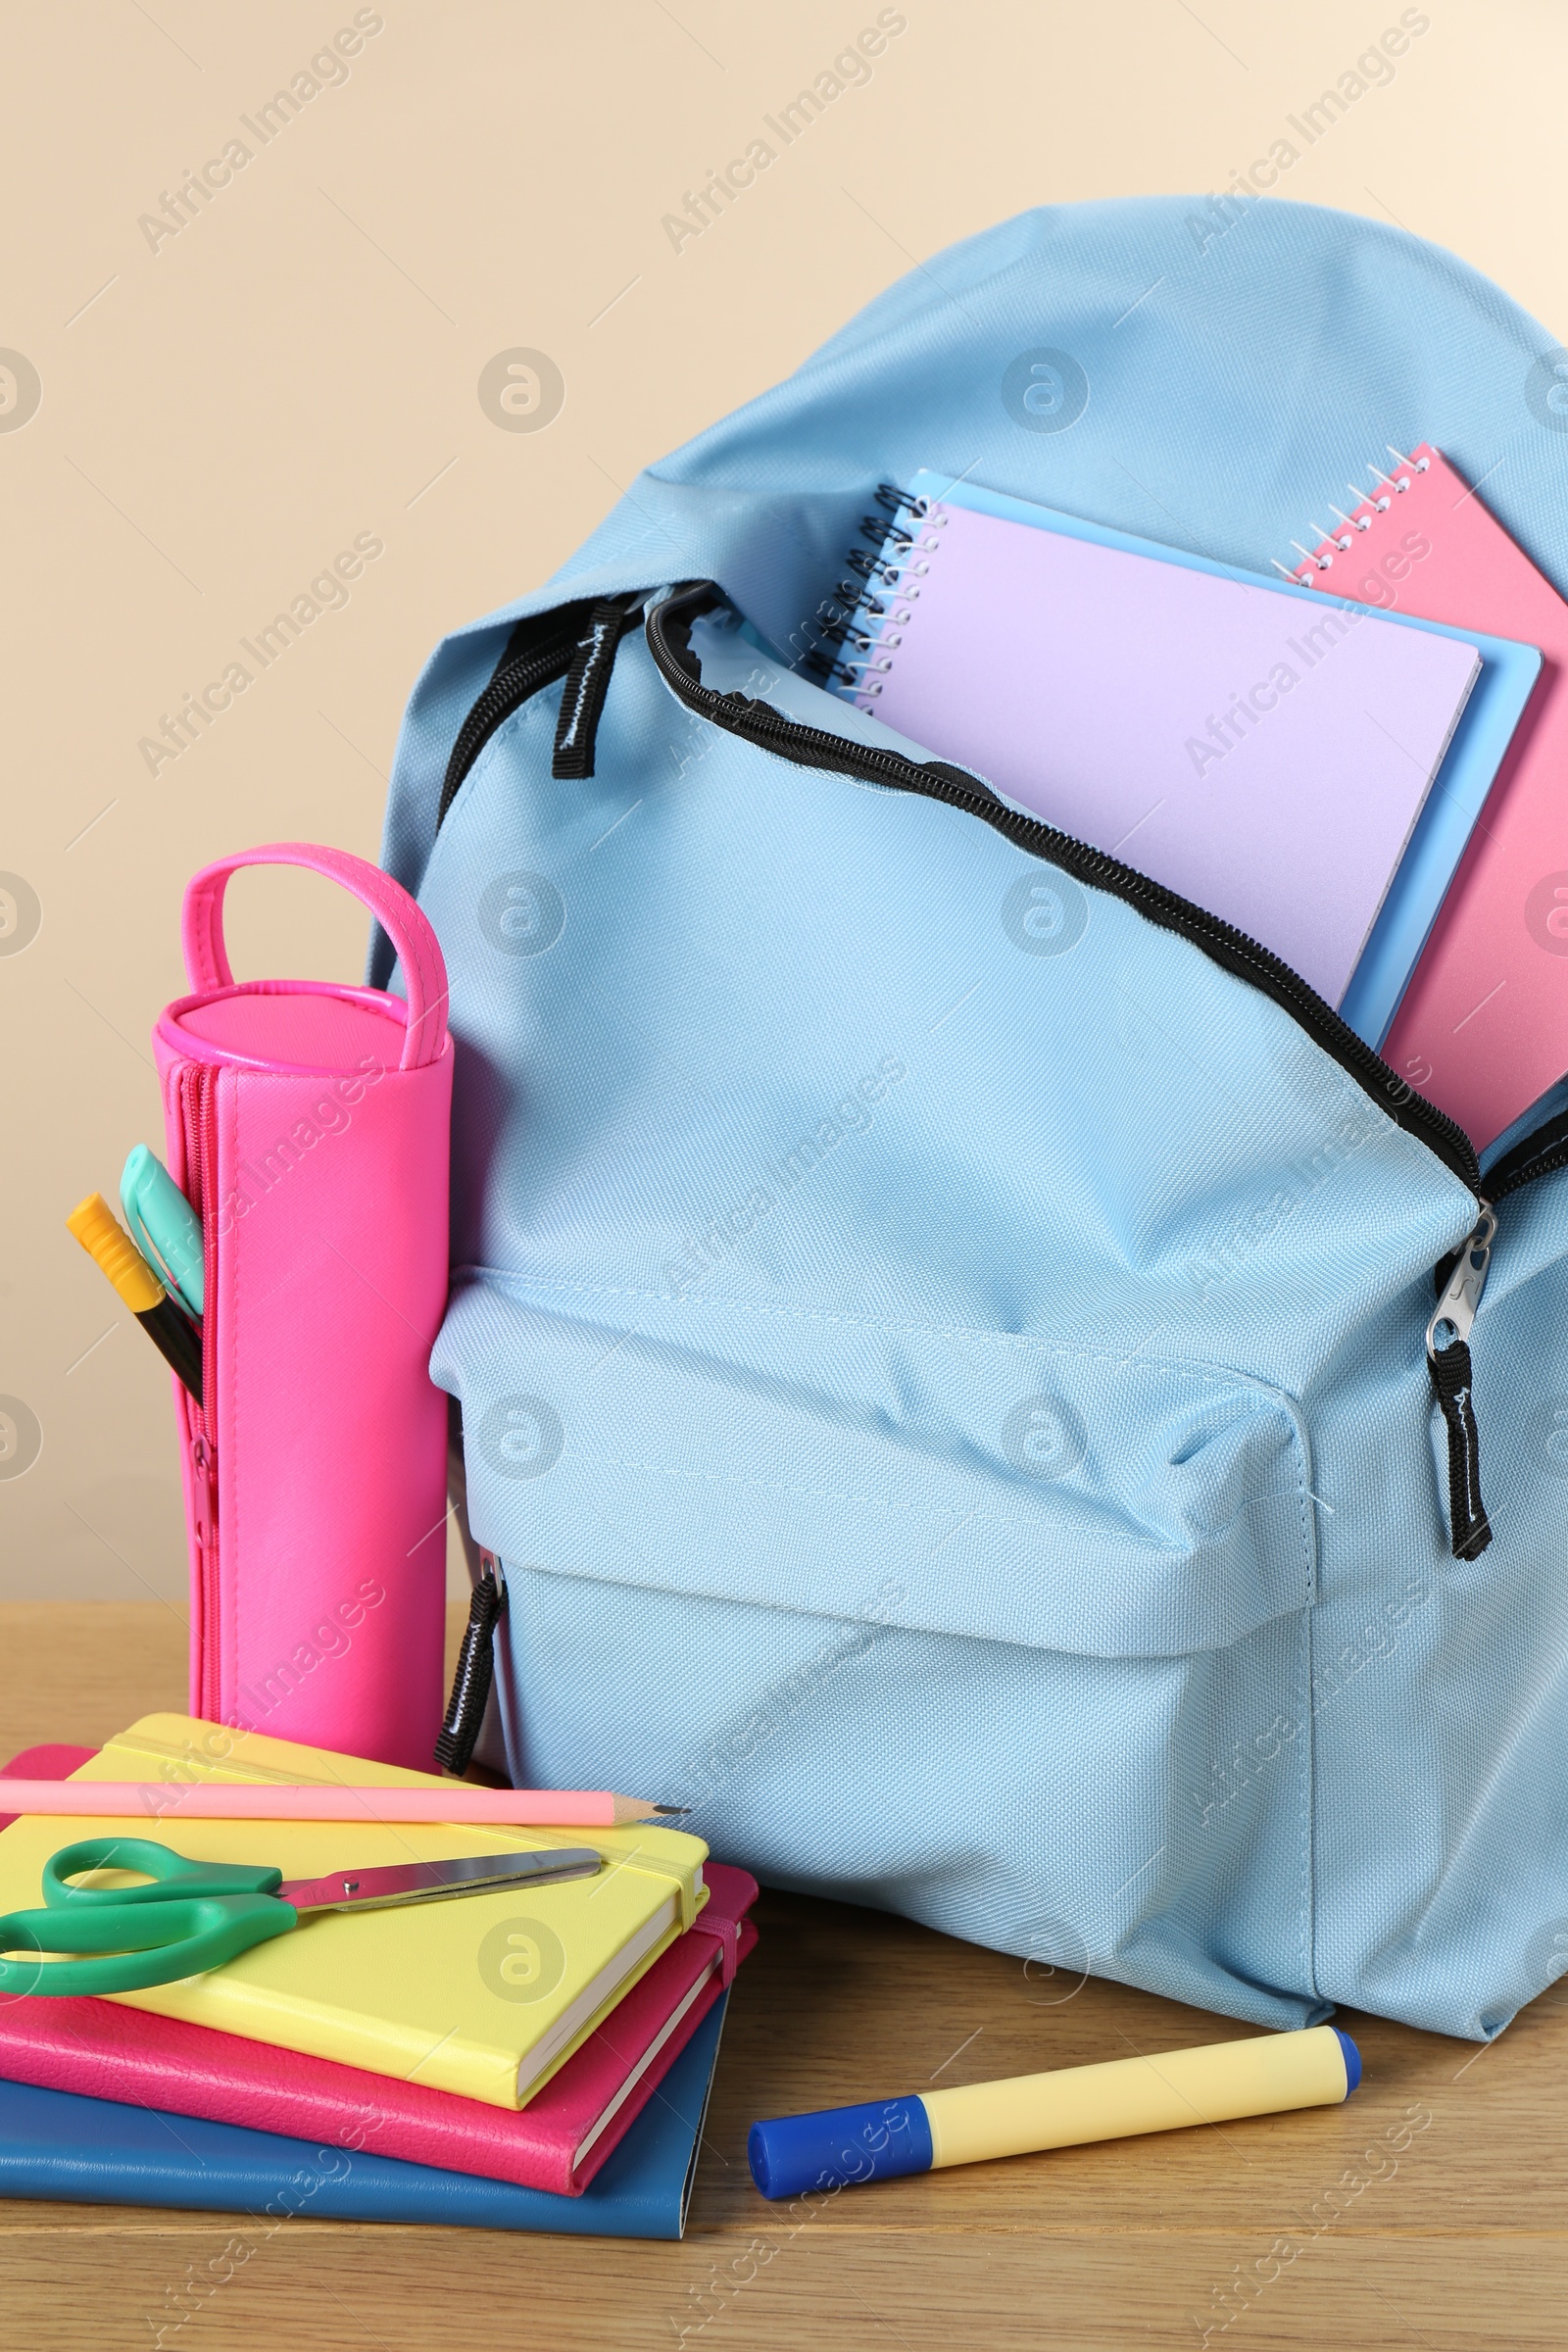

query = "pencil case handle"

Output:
[[181, 843, 448, 1072]]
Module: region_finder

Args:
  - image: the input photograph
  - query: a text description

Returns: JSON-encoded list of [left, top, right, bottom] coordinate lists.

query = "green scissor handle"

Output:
[[0, 1838, 297, 1997], [41, 1838, 283, 1908]]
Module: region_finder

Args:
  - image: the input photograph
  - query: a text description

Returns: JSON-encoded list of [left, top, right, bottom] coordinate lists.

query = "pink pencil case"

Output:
[[152, 845, 453, 1770]]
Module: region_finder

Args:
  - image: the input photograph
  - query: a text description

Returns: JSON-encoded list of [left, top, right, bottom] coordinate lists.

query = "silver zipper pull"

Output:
[[1426, 1204, 1496, 1359], [1426, 1204, 1494, 1561]]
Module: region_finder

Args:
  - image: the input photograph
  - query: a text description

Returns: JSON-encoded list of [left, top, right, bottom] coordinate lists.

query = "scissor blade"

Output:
[[277, 1847, 602, 1914]]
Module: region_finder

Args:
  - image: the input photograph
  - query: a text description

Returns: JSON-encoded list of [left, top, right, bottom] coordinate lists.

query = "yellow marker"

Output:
[[748, 2025, 1360, 2197], [68, 1193, 203, 1400]]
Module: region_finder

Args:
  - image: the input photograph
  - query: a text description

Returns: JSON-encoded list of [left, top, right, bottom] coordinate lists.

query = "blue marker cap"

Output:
[[748, 2096, 933, 2202], [1332, 2028, 1362, 2094]]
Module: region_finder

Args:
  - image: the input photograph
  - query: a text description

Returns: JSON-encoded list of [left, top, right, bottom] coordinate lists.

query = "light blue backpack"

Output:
[[374, 197, 1568, 2039]]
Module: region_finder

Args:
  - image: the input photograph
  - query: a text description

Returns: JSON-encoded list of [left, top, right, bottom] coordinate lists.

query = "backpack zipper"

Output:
[[646, 582, 1480, 1188], [432, 575, 1568, 1560], [434, 1552, 507, 1776], [1425, 1206, 1495, 1561], [1483, 1102, 1568, 1204], [645, 581, 1515, 1557], [1417, 1110, 1568, 1560], [436, 602, 598, 829], [437, 596, 644, 830]]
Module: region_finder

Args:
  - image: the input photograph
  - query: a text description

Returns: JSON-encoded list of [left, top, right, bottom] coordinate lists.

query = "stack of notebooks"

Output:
[[807, 447, 1568, 1153], [0, 1723, 758, 2238]]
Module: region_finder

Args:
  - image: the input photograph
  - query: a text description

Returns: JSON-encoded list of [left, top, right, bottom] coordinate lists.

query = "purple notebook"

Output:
[[840, 496, 1481, 1005]]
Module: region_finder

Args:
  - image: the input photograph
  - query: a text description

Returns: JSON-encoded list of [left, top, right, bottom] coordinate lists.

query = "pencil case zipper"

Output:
[[437, 573, 1568, 1559], [178, 1060, 222, 1718]]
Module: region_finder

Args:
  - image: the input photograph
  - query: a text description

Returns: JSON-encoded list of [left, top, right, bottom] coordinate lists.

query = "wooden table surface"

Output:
[[0, 1602, 1563, 2352]]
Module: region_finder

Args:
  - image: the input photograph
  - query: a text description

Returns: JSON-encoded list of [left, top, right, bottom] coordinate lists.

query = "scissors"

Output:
[[0, 1836, 602, 1997]]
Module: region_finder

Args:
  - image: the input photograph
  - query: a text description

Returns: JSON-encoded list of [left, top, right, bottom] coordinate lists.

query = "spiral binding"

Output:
[[1276, 444, 1431, 589], [800, 482, 949, 696]]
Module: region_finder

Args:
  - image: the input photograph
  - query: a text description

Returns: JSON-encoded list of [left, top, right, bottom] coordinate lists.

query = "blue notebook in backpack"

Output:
[[0, 1994, 725, 2238], [374, 195, 1568, 2049]]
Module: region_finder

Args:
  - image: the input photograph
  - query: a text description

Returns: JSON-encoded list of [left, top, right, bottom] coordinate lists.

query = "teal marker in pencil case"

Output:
[[120, 1146, 204, 1318]]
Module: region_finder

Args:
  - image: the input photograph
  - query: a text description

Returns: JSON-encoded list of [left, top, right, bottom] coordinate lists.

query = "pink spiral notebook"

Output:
[[841, 494, 1481, 1011], [1287, 444, 1568, 1149], [0, 1747, 758, 2198]]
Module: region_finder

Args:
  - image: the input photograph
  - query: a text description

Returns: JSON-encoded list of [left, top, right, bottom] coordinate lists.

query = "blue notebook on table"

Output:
[[825, 470, 1543, 1051], [0, 1991, 727, 2240]]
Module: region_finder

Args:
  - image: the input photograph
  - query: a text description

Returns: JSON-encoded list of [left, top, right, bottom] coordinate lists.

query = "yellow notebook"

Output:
[[0, 1714, 707, 2111]]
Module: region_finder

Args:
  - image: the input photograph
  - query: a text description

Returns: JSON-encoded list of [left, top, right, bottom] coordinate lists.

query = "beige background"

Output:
[[3, 0, 1565, 1603]]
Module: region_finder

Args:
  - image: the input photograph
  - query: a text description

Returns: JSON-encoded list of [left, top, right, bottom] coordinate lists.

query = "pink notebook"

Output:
[[845, 496, 1480, 1011], [1288, 445, 1568, 1149], [0, 1747, 758, 2197]]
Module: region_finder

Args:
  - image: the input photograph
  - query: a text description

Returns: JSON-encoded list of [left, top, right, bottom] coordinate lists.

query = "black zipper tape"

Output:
[[645, 581, 1482, 1196], [1429, 1340, 1492, 1559], [434, 1562, 507, 1776], [1483, 1103, 1568, 1203], [645, 578, 1518, 1563], [552, 595, 647, 780], [431, 574, 1568, 1567]]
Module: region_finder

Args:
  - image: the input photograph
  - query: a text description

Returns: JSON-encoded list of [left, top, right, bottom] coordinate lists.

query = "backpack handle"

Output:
[[181, 844, 448, 1073]]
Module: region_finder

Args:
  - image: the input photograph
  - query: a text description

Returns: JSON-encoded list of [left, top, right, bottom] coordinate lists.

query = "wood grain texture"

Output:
[[0, 1603, 1563, 2352]]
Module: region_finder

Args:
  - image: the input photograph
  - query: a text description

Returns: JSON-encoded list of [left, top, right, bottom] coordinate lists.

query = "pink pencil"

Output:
[[0, 1784, 682, 1830]]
